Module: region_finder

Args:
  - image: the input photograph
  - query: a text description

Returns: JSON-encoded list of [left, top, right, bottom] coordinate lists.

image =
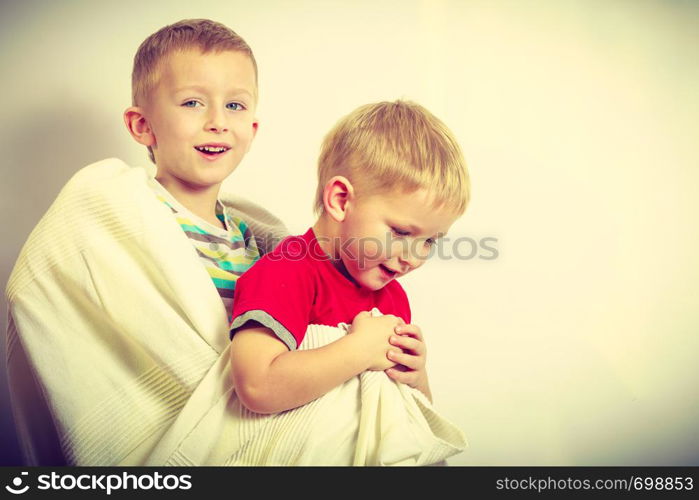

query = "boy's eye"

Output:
[[182, 100, 200, 108], [226, 102, 245, 111], [391, 227, 410, 237]]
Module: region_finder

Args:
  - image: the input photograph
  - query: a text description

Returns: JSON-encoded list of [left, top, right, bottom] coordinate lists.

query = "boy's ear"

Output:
[[245, 118, 259, 152], [123, 106, 155, 146], [323, 176, 355, 223]]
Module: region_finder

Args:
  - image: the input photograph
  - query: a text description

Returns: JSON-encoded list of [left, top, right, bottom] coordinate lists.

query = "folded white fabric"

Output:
[[146, 310, 467, 466], [7, 158, 466, 466], [6, 158, 288, 465]]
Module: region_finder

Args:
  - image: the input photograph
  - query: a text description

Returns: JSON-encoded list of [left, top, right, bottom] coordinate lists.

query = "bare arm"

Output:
[[230, 312, 404, 414]]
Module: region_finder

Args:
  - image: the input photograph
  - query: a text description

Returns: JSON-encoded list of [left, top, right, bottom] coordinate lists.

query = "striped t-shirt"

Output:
[[150, 180, 260, 320]]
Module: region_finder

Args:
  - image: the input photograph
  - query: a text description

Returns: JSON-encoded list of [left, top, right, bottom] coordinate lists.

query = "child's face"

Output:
[[337, 188, 459, 291], [144, 49, 258, 190]]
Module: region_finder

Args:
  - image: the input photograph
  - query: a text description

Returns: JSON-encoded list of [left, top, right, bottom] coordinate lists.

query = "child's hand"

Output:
[[385, 323, 432, 401], [348, 311, 404, 371]]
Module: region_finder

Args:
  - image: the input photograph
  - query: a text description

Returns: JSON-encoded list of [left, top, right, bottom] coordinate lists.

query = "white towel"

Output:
[[146, 311, 467, 466], [5, 158, 288, 465]]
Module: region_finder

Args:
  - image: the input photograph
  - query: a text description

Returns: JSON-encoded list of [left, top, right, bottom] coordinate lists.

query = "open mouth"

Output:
[[194, 144, 231, 158], [379, 264, 398, 278]]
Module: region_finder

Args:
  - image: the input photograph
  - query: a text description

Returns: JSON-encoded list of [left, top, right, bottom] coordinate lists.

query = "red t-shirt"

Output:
[[230, 228, 411, 350]]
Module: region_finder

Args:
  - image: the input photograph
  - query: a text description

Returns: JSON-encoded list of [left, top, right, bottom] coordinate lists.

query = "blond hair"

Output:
[[315, 100, 470, 215], [131, 19, 258, 162]]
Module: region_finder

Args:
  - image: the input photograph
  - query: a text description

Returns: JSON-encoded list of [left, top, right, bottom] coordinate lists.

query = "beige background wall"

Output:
[[1, 0, 698, 465]]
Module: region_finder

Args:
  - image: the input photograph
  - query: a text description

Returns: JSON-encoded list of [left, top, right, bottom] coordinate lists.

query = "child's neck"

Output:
[[157, 177, 224, 229], [312, 215, 340, 259], [312, 215, 358, 285]]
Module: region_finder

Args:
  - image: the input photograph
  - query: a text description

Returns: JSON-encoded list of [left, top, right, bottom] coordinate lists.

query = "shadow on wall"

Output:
[[0, 100, 122, 465]]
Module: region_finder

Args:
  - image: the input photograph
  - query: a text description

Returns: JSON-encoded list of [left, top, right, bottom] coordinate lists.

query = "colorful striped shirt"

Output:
[[150, 180, 260, 321]]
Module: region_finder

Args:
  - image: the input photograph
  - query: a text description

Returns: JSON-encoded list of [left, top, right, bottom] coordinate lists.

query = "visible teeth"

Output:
[[197, 146, 227, 153]]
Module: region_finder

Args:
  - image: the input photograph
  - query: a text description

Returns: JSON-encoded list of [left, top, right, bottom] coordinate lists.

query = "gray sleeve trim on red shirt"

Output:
[[229, 310, 297, 351]]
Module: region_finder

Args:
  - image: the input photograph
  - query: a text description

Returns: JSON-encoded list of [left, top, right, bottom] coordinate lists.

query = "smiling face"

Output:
[[337, 188, 459, 291], [143, 49, 258, 192]]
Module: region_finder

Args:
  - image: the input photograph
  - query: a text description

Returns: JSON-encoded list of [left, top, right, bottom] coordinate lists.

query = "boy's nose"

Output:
[[205, 109, 228, 133], [397, 246, 426, 272]]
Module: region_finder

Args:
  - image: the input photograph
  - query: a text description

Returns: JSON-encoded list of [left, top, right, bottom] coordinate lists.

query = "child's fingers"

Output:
[[389, 334, 425, 356], [394, 324, 423, 340], [385, 367, 417, 385], [387, 349, 424, 370]]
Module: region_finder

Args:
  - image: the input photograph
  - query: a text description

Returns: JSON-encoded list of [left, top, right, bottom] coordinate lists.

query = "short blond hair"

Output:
[[132, 18, 257, 106], [315, 100, 470, 215], [131, 19, 258, 163]]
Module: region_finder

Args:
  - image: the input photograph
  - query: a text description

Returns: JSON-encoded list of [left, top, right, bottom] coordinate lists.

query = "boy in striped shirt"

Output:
[[123, 19, 265, 316], [6, 19, 287, 465]]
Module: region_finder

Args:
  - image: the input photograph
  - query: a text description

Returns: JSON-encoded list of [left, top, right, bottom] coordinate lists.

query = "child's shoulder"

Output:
[[37, 158, 151, 225], [262, 229, 323, 264], [56, 158, 151, 209], [65, 158, 146, 192], [241, 232, 318, 281]]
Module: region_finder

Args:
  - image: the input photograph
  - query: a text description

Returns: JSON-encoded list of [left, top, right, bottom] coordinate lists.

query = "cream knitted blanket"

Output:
[[146, 314, 467, 466], [5, 158, 288, 465], [6, 158, 467, 466]]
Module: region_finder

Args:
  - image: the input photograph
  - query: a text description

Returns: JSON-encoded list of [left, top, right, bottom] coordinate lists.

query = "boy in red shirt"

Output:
[[230, 100, 470, 414]]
